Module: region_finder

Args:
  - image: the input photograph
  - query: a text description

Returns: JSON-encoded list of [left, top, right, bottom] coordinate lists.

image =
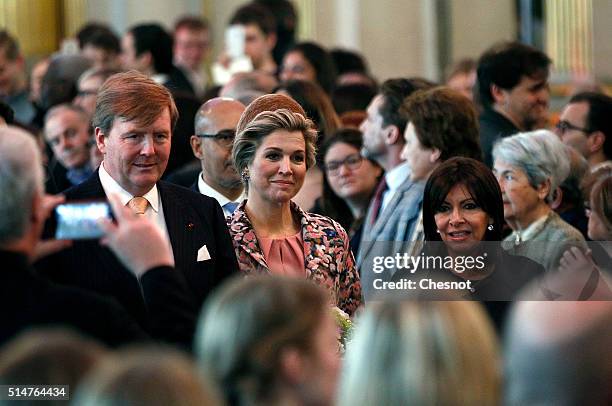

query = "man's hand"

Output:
[[33, 194, 72, 262], [99, 194, 174, 277]]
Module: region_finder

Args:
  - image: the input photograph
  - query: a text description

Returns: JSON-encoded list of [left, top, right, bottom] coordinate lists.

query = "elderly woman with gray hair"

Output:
[[493, 130, 586, 271], [226, 94, 361, 315]]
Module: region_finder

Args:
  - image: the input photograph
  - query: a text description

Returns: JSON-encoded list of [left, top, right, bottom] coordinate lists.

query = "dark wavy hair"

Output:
[[423, 157, 504, 242], [477, 41, 551, 109]]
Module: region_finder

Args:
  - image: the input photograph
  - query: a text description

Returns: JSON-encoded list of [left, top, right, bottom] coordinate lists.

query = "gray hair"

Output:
[[232, 108, 317, 188], [44, 103, 89, 129], [77, 67, 122, 88], [492, 129, 570, 202], [0, 126, 43, 245]]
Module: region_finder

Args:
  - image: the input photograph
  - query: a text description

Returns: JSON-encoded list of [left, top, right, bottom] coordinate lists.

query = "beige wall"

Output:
[[86, 0, 203, 33], [296, 0, 517, 82], [449, 0, 516, 63], [592, 0, 612, 80]]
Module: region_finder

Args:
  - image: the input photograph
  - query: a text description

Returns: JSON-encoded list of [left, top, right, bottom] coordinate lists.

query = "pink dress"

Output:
[[257, 230, 306, 277]]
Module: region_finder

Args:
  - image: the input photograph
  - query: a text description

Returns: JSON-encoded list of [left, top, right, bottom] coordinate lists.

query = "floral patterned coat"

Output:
[[227, 201, 362, 315]]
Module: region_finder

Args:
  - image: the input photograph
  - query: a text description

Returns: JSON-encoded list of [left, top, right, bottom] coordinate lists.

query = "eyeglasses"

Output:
[[76, 89, 98, 97], [196, 129, 236, 147], [555, 120, 592, 135], [324, 153, 363, 175]]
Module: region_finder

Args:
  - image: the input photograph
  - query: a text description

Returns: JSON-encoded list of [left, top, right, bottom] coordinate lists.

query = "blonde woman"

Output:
[[338, 300, 500, 406], [227, 94, 361, 315]]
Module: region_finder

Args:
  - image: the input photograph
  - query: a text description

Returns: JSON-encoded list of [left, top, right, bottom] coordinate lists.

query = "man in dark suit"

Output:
[[0, 125, 197, 349], [37, 71, 238, 327], [189, 97, 245, 217]]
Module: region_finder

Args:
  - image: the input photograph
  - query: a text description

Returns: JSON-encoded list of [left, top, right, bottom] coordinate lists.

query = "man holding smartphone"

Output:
[[37, 71, 238, 328], [0, 126, 196, 349]]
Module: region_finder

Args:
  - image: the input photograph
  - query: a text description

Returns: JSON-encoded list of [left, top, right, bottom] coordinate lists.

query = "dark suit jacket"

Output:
[[44, 156, 72, 195], [1, 249, 146, 348], [3, 249, 198, 349], [479, 108, 520, 168], [36, 171, 238, 329]]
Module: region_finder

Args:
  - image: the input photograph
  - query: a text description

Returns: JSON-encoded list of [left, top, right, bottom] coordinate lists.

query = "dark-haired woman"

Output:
[[313, 128, 382, 258], [280, 41, 337, 94], [395, 157, 544, 302]]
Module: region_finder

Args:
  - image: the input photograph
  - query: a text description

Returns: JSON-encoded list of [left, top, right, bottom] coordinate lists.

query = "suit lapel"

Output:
[[69, 171, 134, 287], [158, 182, 203, 274], [71, 169, 106, 199], [358, 178, 416, 263]]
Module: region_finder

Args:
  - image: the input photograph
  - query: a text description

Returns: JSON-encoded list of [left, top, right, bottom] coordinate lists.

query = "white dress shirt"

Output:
[[380, 161, 411, 213], [99, 162, 175, 261]]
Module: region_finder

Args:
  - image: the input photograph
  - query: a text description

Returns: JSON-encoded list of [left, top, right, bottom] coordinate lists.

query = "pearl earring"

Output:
[[487, 224, 494, 231]]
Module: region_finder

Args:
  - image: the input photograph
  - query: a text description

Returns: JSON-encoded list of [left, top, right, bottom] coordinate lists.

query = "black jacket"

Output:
[[36, 171, 238, 331], [479, 108, 520, 168]]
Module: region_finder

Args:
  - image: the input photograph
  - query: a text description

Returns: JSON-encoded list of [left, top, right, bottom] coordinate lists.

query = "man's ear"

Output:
[[384, 125, 401, 145], [15, 54, 25, 69], [95, 127, 107, 155], [278, 347, 305, 385], [430, 148, 441, 164], [138, 51, 153, 70], [491, 84, 507, 105], [266, 32, 277, 51], [190, 135, 203, 158], [588, 131, 605, 154]]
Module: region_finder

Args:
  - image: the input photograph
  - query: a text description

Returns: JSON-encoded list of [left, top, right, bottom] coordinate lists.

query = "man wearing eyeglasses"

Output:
[[190, 97, 246, 216], [555, 91, 612, 170]]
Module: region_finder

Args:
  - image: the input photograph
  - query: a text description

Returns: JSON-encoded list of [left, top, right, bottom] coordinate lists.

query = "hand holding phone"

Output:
[[55, 200, 111, 240]]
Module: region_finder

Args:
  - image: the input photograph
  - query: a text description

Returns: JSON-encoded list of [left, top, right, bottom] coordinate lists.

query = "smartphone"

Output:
[[55, 200, 111, 240], [226, 25, 246, 59]]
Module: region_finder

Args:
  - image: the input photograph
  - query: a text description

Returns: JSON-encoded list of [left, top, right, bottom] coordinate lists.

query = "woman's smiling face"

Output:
[[247, 129, 307, 204], [434, 184, 491, 255]]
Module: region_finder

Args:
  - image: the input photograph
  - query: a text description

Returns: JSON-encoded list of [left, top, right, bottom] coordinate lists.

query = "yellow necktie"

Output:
[[127, 196, 149, 215]]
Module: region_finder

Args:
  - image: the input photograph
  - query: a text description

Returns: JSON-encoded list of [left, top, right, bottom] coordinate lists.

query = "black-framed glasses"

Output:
[[324, 153, 363, 175], [76, 89, 98, 97], [196, 129, 236, 147], [555, 120, 592, 135]]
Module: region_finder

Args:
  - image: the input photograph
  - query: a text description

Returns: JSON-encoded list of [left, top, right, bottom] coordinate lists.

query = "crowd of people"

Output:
[[1, 0, 612, 404]]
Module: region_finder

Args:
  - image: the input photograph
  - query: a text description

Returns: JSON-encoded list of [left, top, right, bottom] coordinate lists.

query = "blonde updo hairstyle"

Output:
[[233, 94, 317, 191]]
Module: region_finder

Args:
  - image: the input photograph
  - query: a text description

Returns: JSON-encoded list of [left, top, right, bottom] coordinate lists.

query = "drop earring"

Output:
[[241, 169, 250, 182]]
